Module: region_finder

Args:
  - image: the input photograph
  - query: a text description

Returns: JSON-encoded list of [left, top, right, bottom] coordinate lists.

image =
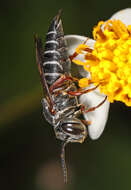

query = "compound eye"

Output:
[[62, 123, 84, 135]]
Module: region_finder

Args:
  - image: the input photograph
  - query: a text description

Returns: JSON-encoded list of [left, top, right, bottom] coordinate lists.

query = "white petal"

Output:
[[65, 35, 95, 78], [65, 35, 110, 140], [80, 92, 110, 140], [110, 8, 131, 26], [65, 35, 95, 55]]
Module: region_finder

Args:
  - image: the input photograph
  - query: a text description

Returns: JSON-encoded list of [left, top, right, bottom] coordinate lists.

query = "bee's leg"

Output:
[[69, 37, 92, 61], [53, 83, 76, 96], [49, 74, 78, 93], [81, 120, 91, 126], [42, 98, 56, 124], [81, 96, 107, 113], [69, 52, 79, 61], [67, 85, 98, 96]]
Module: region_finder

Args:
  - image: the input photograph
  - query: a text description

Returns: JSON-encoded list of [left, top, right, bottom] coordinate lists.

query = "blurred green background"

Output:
[[0, 0, 131, 190]]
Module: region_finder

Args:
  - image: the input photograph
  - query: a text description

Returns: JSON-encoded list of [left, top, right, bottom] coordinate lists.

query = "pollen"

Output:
[[73, 19, 131, 106]]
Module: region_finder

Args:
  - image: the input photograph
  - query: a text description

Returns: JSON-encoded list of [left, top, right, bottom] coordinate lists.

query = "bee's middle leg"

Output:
[[67, 85, 98, 96]]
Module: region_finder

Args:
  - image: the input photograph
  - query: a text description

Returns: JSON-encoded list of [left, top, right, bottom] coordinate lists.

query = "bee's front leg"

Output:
[[49, 74, 78, 93], [81, 120, 91, 126], [69, 37, 91, 61]]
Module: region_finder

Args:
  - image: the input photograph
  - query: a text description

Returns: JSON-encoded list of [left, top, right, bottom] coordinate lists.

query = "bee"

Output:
[[35, 10, 107, 183]]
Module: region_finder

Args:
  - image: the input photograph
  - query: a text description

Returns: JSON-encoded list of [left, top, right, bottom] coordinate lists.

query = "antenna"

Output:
[[61, 140, 69, 184]]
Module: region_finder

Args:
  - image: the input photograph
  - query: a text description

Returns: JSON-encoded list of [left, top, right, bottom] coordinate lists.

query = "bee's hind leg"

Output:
[[81, 96, 107, 113]]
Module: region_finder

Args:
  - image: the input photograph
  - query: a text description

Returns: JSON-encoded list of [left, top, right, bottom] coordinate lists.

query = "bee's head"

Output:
[[55, 117, 88, 183], [55, 118, 87, 143]]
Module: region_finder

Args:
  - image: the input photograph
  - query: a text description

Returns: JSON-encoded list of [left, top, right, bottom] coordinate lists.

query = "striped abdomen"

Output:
[[43, 13, 71, 86]]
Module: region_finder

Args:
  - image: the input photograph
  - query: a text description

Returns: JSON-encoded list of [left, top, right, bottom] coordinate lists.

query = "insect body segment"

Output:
[[35, 11, 106, 184], [35, 11, 87, 144], [35, 11, 88, 183], [43, 12, 70, 86]]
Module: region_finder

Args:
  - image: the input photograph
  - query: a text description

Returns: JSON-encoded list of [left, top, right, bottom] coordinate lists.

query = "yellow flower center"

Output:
[[73, 19, 131, 106]]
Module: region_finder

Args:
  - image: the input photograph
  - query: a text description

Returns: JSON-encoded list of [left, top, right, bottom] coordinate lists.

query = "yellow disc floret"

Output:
[[73, 19, 131, 106], [79, 78, 91, 88]]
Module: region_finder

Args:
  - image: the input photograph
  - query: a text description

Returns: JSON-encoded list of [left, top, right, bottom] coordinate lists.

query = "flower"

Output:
[[65, 8, 131, 140], [74, 19, 131, 106]]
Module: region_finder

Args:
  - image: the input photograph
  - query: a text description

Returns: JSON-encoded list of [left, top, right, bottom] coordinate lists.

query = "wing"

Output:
[[34, 35, 54, 109]]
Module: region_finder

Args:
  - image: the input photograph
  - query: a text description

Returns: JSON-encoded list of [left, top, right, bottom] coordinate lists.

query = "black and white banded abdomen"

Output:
[[43, 13, 71, 86]]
